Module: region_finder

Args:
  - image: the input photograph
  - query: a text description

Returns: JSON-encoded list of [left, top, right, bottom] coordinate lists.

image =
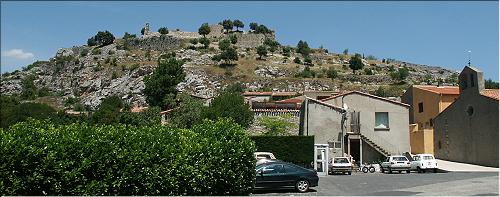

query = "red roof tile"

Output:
[[481, 89, 499, 100], [415, 85, 460, 95], [321, 91, 410, 108], [276, 96, 305, 104]]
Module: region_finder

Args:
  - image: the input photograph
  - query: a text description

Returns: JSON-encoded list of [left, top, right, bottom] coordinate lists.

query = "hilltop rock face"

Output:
[[1, 23, 460, 111]]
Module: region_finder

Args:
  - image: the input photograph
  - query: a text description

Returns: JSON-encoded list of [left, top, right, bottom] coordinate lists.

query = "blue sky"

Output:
[[1, 1, 498, 81]]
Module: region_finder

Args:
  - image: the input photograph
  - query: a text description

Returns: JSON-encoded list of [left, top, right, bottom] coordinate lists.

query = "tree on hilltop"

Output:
[[158, 27, 169, 34], [249, 22, 258, 32], [296, 40, 311, 57], [198, 23, 211, 37], [233, 20, 244, 31], [222, 19, 234, 33], [88, 31, 115, 47]]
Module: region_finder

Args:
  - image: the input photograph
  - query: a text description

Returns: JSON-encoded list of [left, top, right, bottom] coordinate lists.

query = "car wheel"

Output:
[[406, 170, 410, 173], [362, 167, 369, 173], [348, 171, 352, 175], [295, 179, 310, 193], [417, 167, 422, 173], [433, 168, 437, 173], [381, 167, 385, 173], [398, 171, 402, 173], [369, 167, 375, 173], [388, 168, 392, 174]]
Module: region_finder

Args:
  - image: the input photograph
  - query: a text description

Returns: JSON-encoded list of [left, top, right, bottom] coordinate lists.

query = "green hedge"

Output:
[[0, 119, 255, 195], [251, 136, 314, 167]]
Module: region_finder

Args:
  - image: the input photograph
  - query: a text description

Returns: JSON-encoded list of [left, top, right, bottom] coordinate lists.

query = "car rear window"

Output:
[[256, 154, 272, 160], [393, 157, 408, 161], [423, 156, 434, 160], [334, 158, 349, 163]]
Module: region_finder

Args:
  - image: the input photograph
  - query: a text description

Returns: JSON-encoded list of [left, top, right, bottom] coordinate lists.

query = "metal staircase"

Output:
[[359, 134, 390, 157]]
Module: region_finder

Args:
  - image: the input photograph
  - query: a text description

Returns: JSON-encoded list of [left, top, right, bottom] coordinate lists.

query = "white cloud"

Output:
[[2, 49, 34, 59]]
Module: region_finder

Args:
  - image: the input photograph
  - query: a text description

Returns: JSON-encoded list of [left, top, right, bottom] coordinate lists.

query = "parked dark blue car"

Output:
[[255, 161, 319, 192]]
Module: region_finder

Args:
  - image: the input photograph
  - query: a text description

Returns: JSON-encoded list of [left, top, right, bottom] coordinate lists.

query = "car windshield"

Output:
[[334, 158, 349, 163], [423, 155, 434, 160], [393, 157, 408, 161]]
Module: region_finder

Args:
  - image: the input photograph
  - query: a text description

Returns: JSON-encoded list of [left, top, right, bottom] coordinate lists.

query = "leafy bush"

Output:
[[251, 136, 314, 167], [0, 101, 57, 128], [364, 68, 374, 75], [203, 90, 253, 128], [326, 67, 338, 79], [295, 66, 316, 78], [485, 79, 499, 89], [293, 57, 302, 64], [0, 118, 255, 195]]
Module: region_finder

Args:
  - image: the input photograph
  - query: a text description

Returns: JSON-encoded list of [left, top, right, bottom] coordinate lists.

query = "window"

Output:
[[375, 112, 389, 130], [418, 102, 424, 113], [467, 106, 474, 116], [470, 74, 475, 87], [262, 164, 284, 174], [423, 155, 434, 160], [284, 164, 301, 173], [329, 141, 342, 149]]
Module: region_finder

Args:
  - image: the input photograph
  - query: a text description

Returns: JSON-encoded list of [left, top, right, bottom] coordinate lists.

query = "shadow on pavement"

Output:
[[252, 188, 317, 195], [360, 191, 421, 196]]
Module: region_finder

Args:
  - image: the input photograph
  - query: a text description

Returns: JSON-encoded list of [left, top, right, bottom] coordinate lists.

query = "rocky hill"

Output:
[[0, 23, 459, 110]]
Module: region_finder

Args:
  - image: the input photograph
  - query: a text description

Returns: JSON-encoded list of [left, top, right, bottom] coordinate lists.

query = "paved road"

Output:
[[252, 171, 499, 196]]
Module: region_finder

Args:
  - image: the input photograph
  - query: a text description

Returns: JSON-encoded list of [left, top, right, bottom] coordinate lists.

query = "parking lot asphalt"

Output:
[[252, 171, 499, 196]]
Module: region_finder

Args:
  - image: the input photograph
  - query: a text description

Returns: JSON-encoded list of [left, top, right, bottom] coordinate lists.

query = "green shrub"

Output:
[[293, 57, 302, 64], [0, 118, 255, 195], [251, 136, 314, 167], [0, 102, 57, 128]]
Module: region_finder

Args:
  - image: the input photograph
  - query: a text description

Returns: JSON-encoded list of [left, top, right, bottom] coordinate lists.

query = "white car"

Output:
[[380, 155, 411, 174], [410, 154, 438, 173], [254, 152, 276, 160], [329, 157, 353, 175]]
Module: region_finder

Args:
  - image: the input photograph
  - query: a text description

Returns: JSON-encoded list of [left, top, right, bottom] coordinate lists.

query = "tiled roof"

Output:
[[276, 96, 305, 103], [321, 91, 410, 108], [242, 91, 273, 96], [414, 85, 460, 95], [481, 89, 499, 100]]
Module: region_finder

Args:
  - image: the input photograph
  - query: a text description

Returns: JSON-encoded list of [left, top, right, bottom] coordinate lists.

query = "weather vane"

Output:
[[467, 50, 472, 66]]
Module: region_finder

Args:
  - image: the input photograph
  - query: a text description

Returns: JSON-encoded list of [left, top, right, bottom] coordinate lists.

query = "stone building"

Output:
[[433, 66, 499, 167]]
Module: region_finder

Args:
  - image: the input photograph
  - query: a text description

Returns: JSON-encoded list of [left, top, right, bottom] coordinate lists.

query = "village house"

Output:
[[300, 91, 411, 174], [401, 85, 459, 154], [433, 66, 499, 167]]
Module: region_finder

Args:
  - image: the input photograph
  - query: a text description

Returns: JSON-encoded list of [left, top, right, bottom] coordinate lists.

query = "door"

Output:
[[256, 164, 287, 188], [314, 144, 329, 176]]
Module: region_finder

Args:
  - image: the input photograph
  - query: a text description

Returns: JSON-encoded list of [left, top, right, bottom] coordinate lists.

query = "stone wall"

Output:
[[208, 24, 224, 39], [125, 36, 181, 51], [234, 33, 268, 49]]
